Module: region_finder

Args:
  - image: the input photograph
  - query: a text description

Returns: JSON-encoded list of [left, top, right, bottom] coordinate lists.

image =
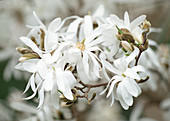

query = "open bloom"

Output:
[[101, 47, 147, 110], [15, 12, 78, 109]]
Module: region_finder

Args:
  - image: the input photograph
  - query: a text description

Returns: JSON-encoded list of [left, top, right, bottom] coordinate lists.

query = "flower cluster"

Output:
[[15, 8, 151, 110]]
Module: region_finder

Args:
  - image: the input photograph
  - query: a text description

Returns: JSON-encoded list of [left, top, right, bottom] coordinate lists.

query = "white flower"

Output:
[[101, 47, 147, 110], [68, 28, 104, 83], [107, 11, 146, 32]]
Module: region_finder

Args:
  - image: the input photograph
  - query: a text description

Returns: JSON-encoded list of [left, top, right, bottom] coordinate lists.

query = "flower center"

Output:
[[76, 39, 86, 51]]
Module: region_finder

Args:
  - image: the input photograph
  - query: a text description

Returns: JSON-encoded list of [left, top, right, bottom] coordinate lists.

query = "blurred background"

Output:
[[0, 0, 169, 121]]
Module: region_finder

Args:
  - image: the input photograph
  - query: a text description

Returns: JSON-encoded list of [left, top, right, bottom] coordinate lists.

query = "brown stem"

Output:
[[135, 50, 142, 66], [74, 81, 109, 102]]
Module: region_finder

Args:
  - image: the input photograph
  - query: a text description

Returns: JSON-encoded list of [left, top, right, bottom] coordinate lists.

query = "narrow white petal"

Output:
[[110, 92, 115, 106], [48, 18, 61, 32], [77, 60, 90, 83], [108, 40, 120, 57], [37, 87, 44, 109], [121, 82, 133, 106], [63, 87, 73, 101], [23, 79, 31, 94], [109, 14, 124, 26], [56, 69, 65, 92], [84, 15, 93, 37], [51, 87, 59, 109], [124, 68, 140, 80], [33, 11, 45, 27], [124, 47, 139, 67], [87, 46, 101, 52], [131, 65, 146, 73], [103, 59, 121, 74], [65, 71, 77, 86], [20, 37, 43, 57], [124, 77, 141, 97], [124, 11, 130, 27], [22, 59, 39, 73], [82, 52, 90, 79], [23, 81, 42, 100], [66, 18, 82, 39], [43, 71, 53, 91], [85, 27, 102, 45], [88, 52, 101, 78], [114, 58, 125, 72], [117, 84, 129, 110], [130, 15, 146, 31], [107, 79, 120, 98], [30, 74, 36, 92], [87, 36, 105, 47], [54, 16, 79, 32], [15, 62, 25, 71], [36, 60, 48, 79]]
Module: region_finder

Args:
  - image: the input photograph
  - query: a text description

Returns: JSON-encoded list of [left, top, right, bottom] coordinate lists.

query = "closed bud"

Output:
[[19, 53, 39, 61], [16, 47, 32, 54], [139, 39, 149, 52], [141, 19, 151, 30], [60, 101, 74, 107], [117, 28, 135, 43], [121, 41, 134, 52]]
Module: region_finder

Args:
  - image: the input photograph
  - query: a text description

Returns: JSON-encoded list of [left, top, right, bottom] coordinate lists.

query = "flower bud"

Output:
[[141, 19, 151, 30], [116, 28, 135, 43], [121, 41, 134, 52], [139, 39, 149, 52], [19, 53, 39, 61], [16, 47, 33, 54]]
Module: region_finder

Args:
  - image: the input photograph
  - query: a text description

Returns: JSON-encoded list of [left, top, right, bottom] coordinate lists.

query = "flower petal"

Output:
[[124, 47, 139, 67], [117, 84, 129, 110], [66, 18, 82, 40], [124, 11, 130, 27], [20, 37, 43, 57], [130, 15, 146, 31], [124, 77, 141, 97], [56, 69, 65, 92], [51, 86, 59, 109], [22, 59, 39, 73], [107, 79, 120, 98], [37, 87, 44, 109], [82, 52, 90, 79], [33, 11, 45, 27], [114, 58, 125, 72], [48, 18, 61, 32], [43, 71, 53, 91], [84, 15, 93, 37], [102, 59, 121, 75], [121, 82, 133, 106], [77, 60, 90, 83], [124, 68, 140, 80], [36, 60, 48, 79]]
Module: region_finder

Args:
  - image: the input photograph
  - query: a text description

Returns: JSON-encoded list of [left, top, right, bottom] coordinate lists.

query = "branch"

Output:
[[74, 81, 108, 103]]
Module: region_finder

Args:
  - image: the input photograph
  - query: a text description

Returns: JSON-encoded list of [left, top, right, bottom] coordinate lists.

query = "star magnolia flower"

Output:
[[107, 11, 146, 32], [67, 27, 104, 83], [15, 36, 78, 109], [101, 47, 147, 110], [15, 12, 81, 109], [99, 11, 146, 61]]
